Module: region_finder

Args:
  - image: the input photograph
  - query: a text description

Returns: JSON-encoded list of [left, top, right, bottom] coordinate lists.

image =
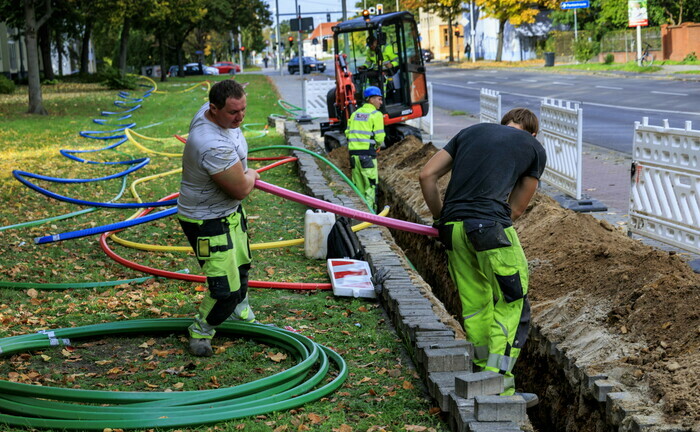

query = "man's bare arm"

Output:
[[211, 161, 260, 200], [508, 176, 539, 221], [419, 150, 453, 220]]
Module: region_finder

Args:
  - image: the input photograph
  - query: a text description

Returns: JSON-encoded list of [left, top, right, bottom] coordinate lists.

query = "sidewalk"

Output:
[[262, 68, 699, 265]]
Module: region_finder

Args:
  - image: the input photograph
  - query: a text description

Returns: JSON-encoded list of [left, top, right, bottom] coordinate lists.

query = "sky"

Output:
[[264, 0, 361, 27]]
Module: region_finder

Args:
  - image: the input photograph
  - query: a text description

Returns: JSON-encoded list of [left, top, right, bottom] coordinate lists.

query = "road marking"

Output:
[[596, 85, 623, 90], [521, 79, 538, 82], [651, 91, 688, 96], [430, 81, 700, 116], [482, 81, 497, 84], [552, 81, 575, 86]]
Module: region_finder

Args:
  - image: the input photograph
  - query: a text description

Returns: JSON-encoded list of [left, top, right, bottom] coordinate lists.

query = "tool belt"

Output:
[[349, 148, 377, 157]]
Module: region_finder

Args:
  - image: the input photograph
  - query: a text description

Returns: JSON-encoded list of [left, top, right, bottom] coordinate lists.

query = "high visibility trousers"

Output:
[[350, 154, 378, 211], [178, 207, 255, 340], [443, 220, 531, 394]]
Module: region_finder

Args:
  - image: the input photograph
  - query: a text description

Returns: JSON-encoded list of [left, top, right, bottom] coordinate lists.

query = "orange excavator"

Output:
[[320, 11, 429, 152]]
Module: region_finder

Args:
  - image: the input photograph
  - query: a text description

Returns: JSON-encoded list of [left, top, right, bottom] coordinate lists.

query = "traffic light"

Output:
[[327, 13, 331, 22], [240, 46, 245, 52], [362, 9, 370, 22], [288, 36, 294, 47], [377, 3, 383, 14], [455, 30, 461, 37]]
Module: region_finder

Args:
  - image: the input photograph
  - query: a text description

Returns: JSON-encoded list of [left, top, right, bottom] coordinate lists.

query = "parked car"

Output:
[[212, 61, 241, 74], [421, 49, 434, 63], [287, 57, 326, 75], [168, 63, 219, 77]]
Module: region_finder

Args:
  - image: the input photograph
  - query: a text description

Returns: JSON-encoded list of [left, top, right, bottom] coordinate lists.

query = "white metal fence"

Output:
[[479, 88, 501, 124], [304, 79, 335, 118], [629, 118, 700, 255], [539, 98, 584, 200]]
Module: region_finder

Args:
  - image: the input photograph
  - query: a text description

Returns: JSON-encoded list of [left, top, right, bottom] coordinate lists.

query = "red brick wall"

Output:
[[661, 22, 700, 61]]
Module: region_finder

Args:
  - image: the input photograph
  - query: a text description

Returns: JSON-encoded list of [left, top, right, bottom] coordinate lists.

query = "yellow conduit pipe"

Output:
[[125, 128, 184, 157], [109, 206, 391, 252]]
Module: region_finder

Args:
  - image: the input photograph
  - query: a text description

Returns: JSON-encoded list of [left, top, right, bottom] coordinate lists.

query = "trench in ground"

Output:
[[377, 188, 617, 432]]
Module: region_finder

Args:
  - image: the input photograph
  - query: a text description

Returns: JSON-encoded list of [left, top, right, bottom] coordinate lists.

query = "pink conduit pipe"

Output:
[[255, 180, 438, 237]]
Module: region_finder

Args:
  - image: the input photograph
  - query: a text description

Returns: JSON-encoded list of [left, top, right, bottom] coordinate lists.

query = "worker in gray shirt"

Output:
[[178, 80, 260, 357]]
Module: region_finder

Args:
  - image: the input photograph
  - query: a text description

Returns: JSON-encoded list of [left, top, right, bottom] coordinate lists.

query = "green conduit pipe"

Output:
[[0, 270, 190, 291], [251, 145, 375, 214], [0, 318, 348, 430]]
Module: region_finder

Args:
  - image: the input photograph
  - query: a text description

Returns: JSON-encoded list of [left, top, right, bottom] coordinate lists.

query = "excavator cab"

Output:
[[320, 11, 429, 152]]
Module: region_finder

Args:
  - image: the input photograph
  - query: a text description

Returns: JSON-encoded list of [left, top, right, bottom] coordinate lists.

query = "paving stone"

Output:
[[427, 372, 473, 411], [606, 392, 641, 426], [467, 421, 522, 431], [449, 390, 476, 428], [415, 330, 456, 342], [474, 395, 526, 422], [422, 346, 471, 373], [455, 371, 505, 399], [594, 379, 620, 402]]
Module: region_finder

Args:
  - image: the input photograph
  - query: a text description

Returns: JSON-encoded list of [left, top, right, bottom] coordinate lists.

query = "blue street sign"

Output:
[[561, 0, 589, 9]]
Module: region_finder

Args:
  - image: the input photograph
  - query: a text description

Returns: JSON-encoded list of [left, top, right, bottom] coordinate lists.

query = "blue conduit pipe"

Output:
[[59, 137, 139, 164], [101, 104, 141, 116], [34, 207, 177, 244], [13, 158, 149, 183], [12, 163, 177, 209], [79, 123, 137, 140], [0, 175, 129, 232], [93, 115, 132, 125]]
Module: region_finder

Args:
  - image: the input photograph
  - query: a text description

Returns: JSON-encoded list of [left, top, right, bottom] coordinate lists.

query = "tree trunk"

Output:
[[448, 17, 454, 62], [177, 46, 184, 77], [24, 0, 48, 115], [495, 19, 506, 62], [39, 21, 54, 81], [118, 16, 130, 73], [55, 30, 63, 76], [80, 20, 92, 74], [159, 36, 167, 82]]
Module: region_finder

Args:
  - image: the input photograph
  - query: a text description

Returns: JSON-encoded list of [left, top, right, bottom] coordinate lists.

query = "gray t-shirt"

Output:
[[177, 103, 249, 220]]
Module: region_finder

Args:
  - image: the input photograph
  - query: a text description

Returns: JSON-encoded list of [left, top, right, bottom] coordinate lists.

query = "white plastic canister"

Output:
[[304, 209, 336, 259]]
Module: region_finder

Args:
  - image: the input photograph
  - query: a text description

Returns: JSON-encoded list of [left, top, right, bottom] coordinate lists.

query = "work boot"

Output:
[[189, 337, 213, 357], [514, 392, 539, 408]]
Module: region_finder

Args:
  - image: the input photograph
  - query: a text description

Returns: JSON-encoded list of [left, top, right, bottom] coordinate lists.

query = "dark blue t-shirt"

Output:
[[441, 123, 547, 226]]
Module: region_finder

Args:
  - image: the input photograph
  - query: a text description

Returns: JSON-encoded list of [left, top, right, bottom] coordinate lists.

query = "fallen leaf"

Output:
[[268, 352, 288, 363], [26, 289, 38, 299], [402, 381, 414, 390]]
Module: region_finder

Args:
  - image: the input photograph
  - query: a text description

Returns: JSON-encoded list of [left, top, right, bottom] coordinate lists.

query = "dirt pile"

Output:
[[330, 136, 700, 428]]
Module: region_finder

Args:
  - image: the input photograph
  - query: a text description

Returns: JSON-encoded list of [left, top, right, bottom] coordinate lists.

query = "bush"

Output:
[[573, 38, 600, 63], [42, 79, 59, 85], [682, 52, 697, 63], [603, 53, 615, 64], [100, 66, 137, 90], [0, 74, 16, 94]]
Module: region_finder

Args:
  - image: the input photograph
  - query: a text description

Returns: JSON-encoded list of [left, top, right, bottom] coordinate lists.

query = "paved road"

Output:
[[426, 66, 700, 154]]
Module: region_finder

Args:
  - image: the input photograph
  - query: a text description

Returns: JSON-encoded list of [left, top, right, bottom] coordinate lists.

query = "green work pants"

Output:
[[442, 220, 531, 394], [350, 154, 378, 211], [178, 207, 255, 340]]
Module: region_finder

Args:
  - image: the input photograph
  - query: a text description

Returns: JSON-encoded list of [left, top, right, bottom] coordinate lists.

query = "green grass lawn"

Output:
[[0, 75, 447, 432]]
